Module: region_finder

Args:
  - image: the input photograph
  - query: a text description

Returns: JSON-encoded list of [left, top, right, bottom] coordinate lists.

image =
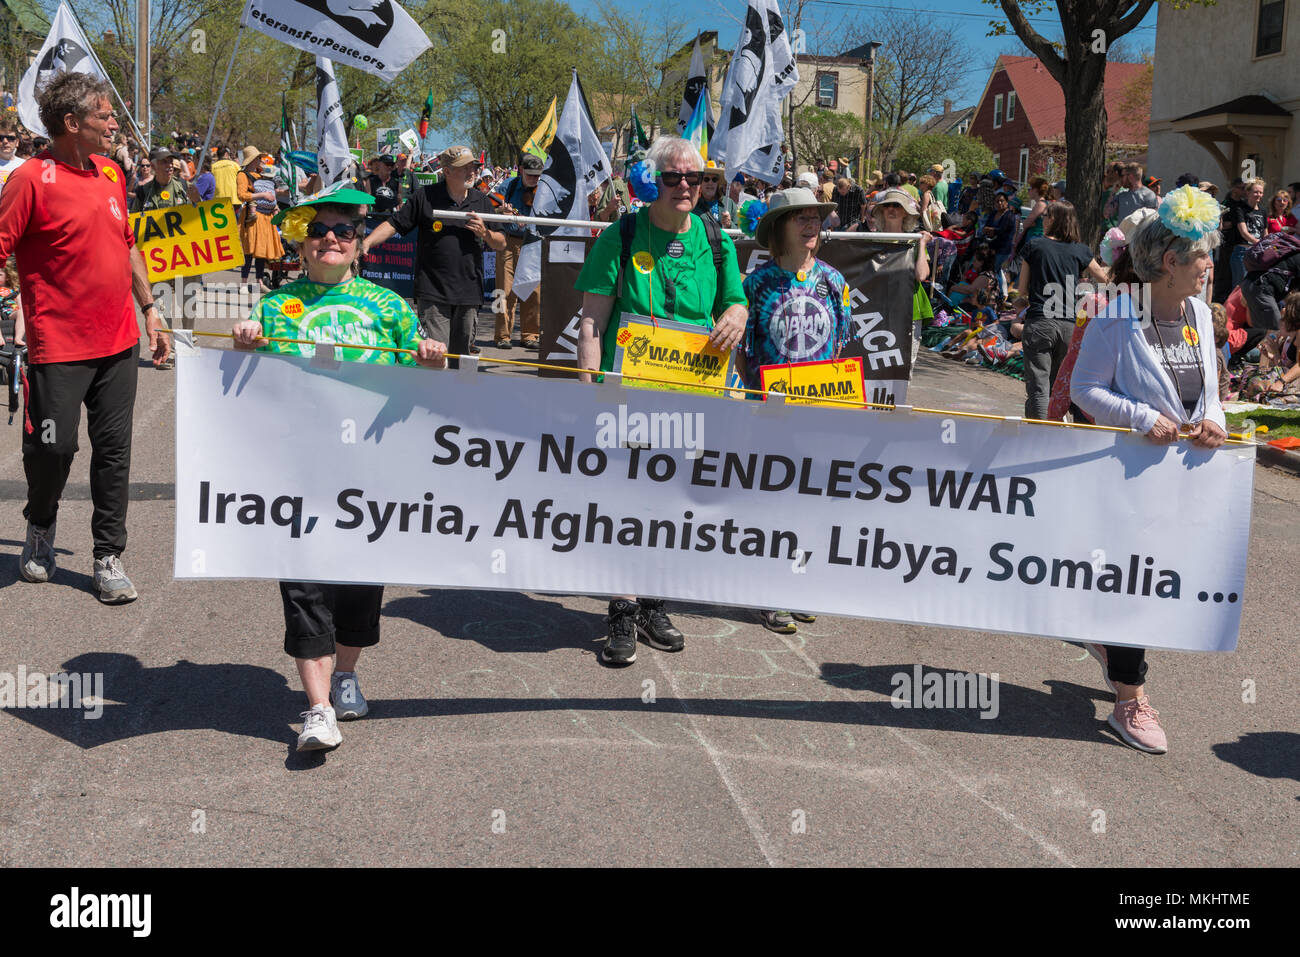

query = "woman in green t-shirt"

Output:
[[232, 186, 447, 753], [573, 136, 749, 667]]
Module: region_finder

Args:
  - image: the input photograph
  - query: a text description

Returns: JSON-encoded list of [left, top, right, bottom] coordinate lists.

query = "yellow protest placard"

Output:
[[612, 316, 733, 394], [130, 200, 245, 282], [759, 357, 866, 408]]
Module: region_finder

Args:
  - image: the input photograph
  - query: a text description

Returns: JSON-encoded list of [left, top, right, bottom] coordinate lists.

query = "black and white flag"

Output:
[[677, 34, 715, 141], [241, 0, 431, 81], [17, 2, 107, 138], [712, 0, 798, 185], [316, 57, 353, 185], [513, 71, 611, 301]]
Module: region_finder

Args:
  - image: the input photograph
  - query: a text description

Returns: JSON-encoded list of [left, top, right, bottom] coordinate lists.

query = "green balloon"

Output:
[[354, 115, 369, 131]]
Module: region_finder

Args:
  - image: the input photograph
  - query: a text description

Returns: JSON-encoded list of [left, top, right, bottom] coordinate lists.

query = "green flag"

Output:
[[631, 105, 649, 150], [279, 94, 299, 203]]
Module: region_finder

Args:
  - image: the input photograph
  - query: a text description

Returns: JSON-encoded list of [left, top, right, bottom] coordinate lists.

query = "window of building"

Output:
[[816, 72, 838, 109], [993, 94, 1003, 128], [1007, 92, 1017, 122], [992, 153, 1000, 171], [1257, 0, 1286, 57], [1019, 148, 1029, 183]]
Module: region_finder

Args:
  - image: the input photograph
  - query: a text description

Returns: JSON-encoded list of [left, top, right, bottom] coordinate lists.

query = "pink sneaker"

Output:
[[1108, 696, 1168, 754], [1084, 643, 1116, 694]]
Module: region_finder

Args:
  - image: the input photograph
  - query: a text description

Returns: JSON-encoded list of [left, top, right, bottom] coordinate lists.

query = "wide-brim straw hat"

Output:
[[871, 188, 921, 232], [240, 145, 261, 167], [755, 187, 836, 246]]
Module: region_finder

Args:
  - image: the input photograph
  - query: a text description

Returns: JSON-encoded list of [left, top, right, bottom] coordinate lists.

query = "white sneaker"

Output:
[[93, 554, 138, 604], [297, 704, 342, 751], [330, 671, 369, 720]]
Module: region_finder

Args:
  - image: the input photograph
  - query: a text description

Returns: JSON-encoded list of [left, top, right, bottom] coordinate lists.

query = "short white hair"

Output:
[[646, 136, 702, 173]]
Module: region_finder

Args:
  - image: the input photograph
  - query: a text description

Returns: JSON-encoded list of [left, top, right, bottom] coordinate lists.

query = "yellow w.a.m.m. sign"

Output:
[[523, 97, 558, 160]]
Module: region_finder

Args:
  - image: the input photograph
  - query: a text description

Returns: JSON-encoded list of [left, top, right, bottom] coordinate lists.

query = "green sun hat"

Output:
[[271, 180, 376, 227]]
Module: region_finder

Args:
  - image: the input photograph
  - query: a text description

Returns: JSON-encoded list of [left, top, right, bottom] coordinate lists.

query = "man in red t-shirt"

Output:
[[0, 72, 169, 602]]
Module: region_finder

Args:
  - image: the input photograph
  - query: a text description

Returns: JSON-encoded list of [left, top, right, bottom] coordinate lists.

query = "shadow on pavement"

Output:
[[1211, 731, 1300, 797], [383, 588, 606, 654], [1, 650, 1139, 754]]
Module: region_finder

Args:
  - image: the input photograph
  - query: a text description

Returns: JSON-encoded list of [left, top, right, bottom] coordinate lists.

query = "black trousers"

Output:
[[279, 581, 384, 659], [1102, 645, 1148, 687], [23, 346, 138, 559]]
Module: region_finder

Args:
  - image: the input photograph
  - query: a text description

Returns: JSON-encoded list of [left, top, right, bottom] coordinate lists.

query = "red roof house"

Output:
[[967, 55, 1149, 184]]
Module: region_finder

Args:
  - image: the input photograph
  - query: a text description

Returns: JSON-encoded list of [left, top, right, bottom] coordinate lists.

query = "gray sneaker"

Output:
[[330, 670, 369, 720], [93, 554, 138, 604], [20, 519, 56, 582]]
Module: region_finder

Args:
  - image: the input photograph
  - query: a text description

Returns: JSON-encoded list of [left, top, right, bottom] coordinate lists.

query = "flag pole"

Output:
[[62, 1, 148, 145], [195, 23, 245, 178]]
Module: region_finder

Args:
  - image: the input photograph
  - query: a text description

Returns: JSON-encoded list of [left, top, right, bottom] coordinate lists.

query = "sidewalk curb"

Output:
[[1255, 442, 1300, 477]]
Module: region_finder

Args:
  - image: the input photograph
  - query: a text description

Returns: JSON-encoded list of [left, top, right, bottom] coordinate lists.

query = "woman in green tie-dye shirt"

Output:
[[232, 186, 446, 754]]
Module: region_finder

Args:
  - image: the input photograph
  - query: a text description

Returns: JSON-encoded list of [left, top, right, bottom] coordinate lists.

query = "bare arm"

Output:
[[914, 234, 930, 283], [131, 246, 169, 365], [578, 292, 616, 384], [362, 219, 398, 254]]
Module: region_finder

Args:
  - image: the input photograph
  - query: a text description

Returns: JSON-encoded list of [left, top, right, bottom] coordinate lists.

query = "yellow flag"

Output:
[[523, 96, 558, 159]]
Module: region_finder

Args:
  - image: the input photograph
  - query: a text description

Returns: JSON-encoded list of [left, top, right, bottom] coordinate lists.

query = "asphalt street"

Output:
[[0, 276, 1295, 867]]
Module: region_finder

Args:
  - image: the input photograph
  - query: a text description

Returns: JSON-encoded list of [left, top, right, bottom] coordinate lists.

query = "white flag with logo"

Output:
[[240, 0, 432, 82], [17, 2, 108, 138], [712, 0, 798, 185], [315, 58, 353, 186], [512, 71, 611, 302]]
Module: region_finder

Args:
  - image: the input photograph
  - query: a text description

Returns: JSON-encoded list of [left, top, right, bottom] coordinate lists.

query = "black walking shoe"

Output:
[[638, 598, 684, 652], [602, 599, 639, 665]]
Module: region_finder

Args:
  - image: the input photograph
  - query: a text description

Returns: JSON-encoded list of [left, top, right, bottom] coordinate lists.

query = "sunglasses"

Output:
[[658, 170, 703, 187], [306, 221, 359, 241], [0, 134, 17, 142]]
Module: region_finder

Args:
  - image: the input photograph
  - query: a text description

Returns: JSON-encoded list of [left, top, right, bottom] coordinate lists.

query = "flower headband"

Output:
[[279, 206, 318, 243], [1158, 184, 1220, 241]]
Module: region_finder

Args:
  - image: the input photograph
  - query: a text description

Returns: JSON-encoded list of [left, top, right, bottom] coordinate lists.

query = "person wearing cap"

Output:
[[362, 145, 505, 367], [231, 183, 448, 753], [574, 135, 748, 667], [130, 146, 194, 212], [740, 186, 851, 632], [872, 189, 931, 359], [493, 153, 544, 349], [695, 162, 725, 223], [722, 173, 749, 227], [235, 146, 283, 293], [363, 154, 402, 214], [928, 163, 949, 210], [1143, 174, 1162, 198]]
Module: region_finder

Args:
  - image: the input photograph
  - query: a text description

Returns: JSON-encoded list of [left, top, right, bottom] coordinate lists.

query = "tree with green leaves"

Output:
[[987, 0, 1211, 244], [893, 132, 994, 185], [786, 107, 865, 170]]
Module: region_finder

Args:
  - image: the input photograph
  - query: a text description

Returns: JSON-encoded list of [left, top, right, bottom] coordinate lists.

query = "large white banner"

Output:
[[175, 346, 1254, 652], [241, 0, 432, 82]]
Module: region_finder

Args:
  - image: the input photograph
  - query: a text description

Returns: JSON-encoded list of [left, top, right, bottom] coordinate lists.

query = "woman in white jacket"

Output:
[[1070, 185, 1226, 754]]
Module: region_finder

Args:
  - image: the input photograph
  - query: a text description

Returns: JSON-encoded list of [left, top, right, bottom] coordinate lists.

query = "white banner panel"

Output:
[[175, 348, 1254, 652]]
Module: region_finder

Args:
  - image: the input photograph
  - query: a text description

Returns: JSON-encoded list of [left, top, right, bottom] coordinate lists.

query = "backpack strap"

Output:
[[701, 213, 727, 317], [613, 211, 639, 302]]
